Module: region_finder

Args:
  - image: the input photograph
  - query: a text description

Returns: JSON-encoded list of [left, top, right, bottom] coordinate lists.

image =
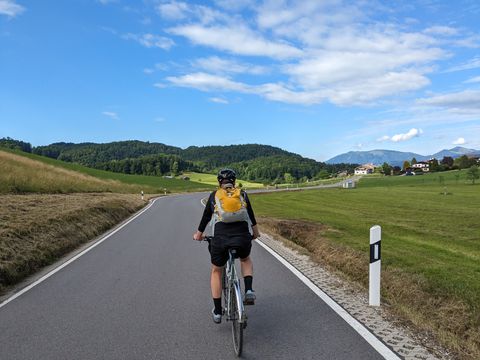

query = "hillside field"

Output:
[[251, 170, 479, 359], [181, 172, 264, 188], [0, 149, 214, 193]]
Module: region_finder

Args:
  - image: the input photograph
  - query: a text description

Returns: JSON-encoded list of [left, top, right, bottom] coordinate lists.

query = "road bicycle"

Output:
[[205, 236, 247, 357]]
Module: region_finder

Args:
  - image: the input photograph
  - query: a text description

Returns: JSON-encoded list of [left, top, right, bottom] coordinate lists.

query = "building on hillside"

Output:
[[469, 156, 480, 164], [411, 161, 430, 172], [354, 164, 375, 175]]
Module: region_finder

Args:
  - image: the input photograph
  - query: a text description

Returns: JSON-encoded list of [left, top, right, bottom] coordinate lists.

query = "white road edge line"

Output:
[[255, 240, 400, 360], [0, 197, 160, 310]]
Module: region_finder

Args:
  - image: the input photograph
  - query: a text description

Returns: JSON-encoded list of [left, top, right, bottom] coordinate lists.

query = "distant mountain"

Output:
[[326, 147, 480, 166], [431, 146, 480, 159], [326, 149, 426, 166]]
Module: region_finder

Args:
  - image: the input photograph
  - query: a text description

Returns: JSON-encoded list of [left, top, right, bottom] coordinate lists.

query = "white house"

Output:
[[354, 164, 375, 175], [411, 162, 429, 172]]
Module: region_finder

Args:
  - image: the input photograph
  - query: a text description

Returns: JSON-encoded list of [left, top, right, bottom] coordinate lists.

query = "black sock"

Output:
[[244, 276, 253, 292], [213, 298, 222, 315]]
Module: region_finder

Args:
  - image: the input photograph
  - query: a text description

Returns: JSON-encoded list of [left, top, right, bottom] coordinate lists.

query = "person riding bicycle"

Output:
[[193, 168, 260, 324]]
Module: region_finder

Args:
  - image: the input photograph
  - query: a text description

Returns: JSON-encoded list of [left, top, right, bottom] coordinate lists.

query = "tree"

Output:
[[411, 157, 417, 165], [429, 158, 440, 172], [171, 161, 179, 176], [466, 165, 479, 184], [455, 155, 476, 169], [402, 160, 411, 171], [441, 156, 454, 168], [0, 137, 32, 153], [382, 162, 392, 175], [316, 169, 330, 179], [284, 172, 294, 184]]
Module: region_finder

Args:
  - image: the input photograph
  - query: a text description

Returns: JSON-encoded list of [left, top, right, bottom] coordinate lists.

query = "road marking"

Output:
[[0, 198, 160, 310], [255, 240, 401, 360]]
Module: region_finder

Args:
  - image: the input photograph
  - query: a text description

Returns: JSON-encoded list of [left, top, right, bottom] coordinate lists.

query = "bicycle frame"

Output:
[[224, 250, 246, 325], [203, 236, 246, 356]]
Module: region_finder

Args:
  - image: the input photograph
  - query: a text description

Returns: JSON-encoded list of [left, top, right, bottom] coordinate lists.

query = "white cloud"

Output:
[[123, 33, 174, 50], [391, 128, 423, 142], [417, 90, 480, 110], [168, 24, 302, 59], [453, 137, 466, 145], [377, 135, 390, 142], [0, 0, 25, 17], [154, 117, 166, 122], [464, 76, 480, 84], [97, 0, 117, 4], [102, 111, 119, 120], [157, 1, 189, 20], [423, 26, 458, 36], [209, 97, 229, 104], [166, 72, 249, 92], [157, 2, 478, 106], [153, 83, 167, 88], [192, 56, 268, 75], [444, 56, 480, 72], [157, 1, 224, 24], [165, 70, 431, 106]]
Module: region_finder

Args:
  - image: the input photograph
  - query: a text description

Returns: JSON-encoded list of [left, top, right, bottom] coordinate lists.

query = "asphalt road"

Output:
[[0, 193, 387, 359]]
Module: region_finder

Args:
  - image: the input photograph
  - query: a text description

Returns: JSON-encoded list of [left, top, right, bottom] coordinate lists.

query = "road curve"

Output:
[[0, 193, 386, 359]]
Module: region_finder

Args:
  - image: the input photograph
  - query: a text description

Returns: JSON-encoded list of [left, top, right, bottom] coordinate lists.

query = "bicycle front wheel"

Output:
[[231, 284, 243, 356]]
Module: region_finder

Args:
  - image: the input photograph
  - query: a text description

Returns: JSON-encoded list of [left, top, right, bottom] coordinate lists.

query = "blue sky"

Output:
[[1, 0, 480, 161]]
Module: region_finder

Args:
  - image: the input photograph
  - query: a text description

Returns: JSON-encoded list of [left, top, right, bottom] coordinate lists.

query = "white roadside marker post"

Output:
[[141, 190, 144, 200], [369, 225, 381, 306]]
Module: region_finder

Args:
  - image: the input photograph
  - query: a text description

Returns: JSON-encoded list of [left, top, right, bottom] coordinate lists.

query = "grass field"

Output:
[[251, 170, 479, 359], [0, 149, 214, 193], [181, 172, 264, 188]]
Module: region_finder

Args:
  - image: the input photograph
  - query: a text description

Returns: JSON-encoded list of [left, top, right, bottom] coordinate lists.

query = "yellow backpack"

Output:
[[214, 187, 249, 223]]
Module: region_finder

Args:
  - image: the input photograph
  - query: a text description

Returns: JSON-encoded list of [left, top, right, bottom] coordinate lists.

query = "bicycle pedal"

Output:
[[243, 299, 255, 305]]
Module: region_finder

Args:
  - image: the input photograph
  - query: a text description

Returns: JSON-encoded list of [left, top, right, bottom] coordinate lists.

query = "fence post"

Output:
[[369, 225, 381, 306]]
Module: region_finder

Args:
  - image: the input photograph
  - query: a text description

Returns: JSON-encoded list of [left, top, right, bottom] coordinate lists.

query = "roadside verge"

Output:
[[0, 193, 151, 302]]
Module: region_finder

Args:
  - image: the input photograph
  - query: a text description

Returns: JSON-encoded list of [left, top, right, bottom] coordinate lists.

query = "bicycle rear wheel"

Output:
[[231, 284, 243, 356]]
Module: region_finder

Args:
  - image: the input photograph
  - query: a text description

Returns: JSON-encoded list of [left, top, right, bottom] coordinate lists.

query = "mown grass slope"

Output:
[[251, 170, 479, 359], [0, 193, 145, 295], [0, 149, 214, 193]]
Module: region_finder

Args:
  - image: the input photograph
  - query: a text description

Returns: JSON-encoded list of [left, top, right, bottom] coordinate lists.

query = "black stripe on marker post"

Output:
[[369, 241, 381, 263]]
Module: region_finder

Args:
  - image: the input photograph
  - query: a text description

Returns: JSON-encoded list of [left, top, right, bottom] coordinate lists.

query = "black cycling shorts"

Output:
[[208, 234, 253, 267]]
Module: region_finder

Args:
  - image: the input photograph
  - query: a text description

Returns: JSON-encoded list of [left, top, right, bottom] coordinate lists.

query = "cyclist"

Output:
[[193, 168, 260, 324]]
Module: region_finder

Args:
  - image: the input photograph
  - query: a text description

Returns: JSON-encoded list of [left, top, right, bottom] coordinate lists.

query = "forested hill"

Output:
[[1, 138, 357, 182], [32, 141, 295, 167], [33, 141, 183, 166], [182, 144, 296, 168]]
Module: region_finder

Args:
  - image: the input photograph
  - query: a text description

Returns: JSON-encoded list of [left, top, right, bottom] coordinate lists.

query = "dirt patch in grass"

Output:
[[0, 193, 146, 295], [259, 216, 479, 360]]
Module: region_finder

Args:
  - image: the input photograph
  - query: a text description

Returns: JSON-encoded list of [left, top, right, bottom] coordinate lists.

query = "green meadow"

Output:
[[251, 170, 479, 358], [181, 172, 264, 188]]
